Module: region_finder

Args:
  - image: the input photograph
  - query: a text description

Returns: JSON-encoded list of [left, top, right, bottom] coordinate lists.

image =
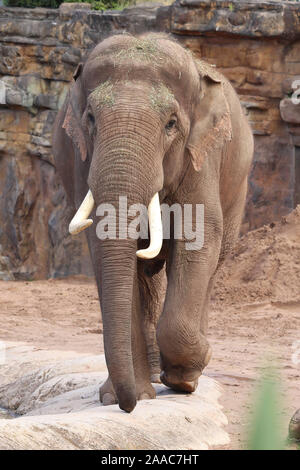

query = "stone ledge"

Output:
[[0, 6, 59, 20], [0, 4, 167, 48], [171, 0, 300, 39], [0, 349, 229, 450], [0, 1, 299, 42], [59, 2, 91, 20]]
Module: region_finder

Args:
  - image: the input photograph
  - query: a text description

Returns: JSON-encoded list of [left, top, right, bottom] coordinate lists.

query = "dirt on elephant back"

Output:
[[212, 205, 300, 307]]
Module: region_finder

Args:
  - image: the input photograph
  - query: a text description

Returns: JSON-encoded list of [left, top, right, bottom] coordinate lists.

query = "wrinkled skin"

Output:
[[52, 34, 253, 412]]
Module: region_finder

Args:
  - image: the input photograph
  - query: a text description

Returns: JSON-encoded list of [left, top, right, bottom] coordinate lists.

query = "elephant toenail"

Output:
[[151, 374, 161, 384], [139, 393, 151, 400], [185, 380, 198, 392], [102, 393, 116, 406]]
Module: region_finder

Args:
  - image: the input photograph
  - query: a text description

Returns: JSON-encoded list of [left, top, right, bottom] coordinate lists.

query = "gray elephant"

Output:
[[52, 33, 253, 412]]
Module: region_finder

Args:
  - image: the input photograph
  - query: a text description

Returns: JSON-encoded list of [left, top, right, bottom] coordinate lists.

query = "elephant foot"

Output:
[[157, 318, 212, 395], [160, 371, 198, 393], [135, 378, 156, 402], [99, 376, 156, 406], [99, 376, 117, 405], [151, 373, 161, 384], [150, 362, 162, 384], [158, 344, 212, 394]]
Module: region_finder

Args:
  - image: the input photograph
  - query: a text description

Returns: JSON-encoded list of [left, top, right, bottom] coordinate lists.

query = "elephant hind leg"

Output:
[[218, 178, 248, 268], [138, 261, 167, 383]]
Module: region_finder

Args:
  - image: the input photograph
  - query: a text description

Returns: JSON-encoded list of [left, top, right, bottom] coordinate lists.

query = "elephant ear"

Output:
[[187, 59, 232, 172], [62, 63, 88, 162]]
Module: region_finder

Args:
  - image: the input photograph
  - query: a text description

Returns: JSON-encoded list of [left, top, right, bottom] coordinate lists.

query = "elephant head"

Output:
[[62, 34, 232, 412]]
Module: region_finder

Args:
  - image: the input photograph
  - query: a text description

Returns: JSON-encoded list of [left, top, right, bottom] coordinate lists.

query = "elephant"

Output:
[[52, 33, 253, 413]]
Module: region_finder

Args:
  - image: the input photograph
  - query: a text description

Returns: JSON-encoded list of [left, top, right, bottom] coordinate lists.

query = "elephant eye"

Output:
[[165, 119, 177, 131], [87, 112, 95, 126]]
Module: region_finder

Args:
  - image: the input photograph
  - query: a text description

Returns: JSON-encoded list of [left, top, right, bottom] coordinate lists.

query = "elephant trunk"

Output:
[[100, 237, 137, 412], [96, 181, 149, 412], [69, 121, 163, 412]]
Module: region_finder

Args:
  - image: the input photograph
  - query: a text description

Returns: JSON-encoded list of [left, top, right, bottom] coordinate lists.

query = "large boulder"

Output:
[[0, 350, 229, 450]]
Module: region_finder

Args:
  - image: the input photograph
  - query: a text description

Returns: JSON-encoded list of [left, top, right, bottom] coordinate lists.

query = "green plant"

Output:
[[4, 0, 64, 7], [247, 368, 285, 450], [3, 0, 170, 10], [67, 0, 134, 10], [3, 0, 135, 9]]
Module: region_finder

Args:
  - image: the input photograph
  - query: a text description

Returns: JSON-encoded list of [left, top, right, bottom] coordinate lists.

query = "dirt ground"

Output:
[[1, 207, 300, 449]]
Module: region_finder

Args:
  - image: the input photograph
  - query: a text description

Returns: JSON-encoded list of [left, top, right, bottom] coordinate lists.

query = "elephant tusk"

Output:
[[69, 189, 94, 235], [136, 192, 163, 259]]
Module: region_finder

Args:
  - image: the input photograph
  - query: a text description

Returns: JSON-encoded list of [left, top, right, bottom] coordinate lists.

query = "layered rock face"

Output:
[[0, 0, 299, 279], [0, 348, 229, 450]]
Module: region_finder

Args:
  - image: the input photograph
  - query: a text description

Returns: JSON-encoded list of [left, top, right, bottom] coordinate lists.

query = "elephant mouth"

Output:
[[69, 190, 163, 260]]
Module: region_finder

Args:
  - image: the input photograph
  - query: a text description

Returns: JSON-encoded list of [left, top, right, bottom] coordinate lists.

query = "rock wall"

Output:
[[0, 0, 299, 279]]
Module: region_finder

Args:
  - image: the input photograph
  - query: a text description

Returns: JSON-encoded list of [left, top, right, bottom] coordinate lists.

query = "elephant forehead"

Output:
[[85, 38, 197, 89], [111, 37, 165, 65], [89, 80, 176, 114], [90, 36, 181, 66], [84, 62, 196, 109]]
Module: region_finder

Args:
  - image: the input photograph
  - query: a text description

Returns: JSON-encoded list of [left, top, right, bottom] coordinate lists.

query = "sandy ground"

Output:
[[0, 276, 299, 449], [1, 207, 300, 449]]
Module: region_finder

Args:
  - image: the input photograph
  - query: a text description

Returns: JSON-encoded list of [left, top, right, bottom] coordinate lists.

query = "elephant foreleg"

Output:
[[157, 223, 222, 392], [99, 269, 156, 405]]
